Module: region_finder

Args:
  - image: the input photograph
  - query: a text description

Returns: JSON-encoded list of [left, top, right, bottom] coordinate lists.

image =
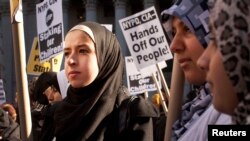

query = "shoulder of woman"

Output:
[[122, 95, 160, 118]]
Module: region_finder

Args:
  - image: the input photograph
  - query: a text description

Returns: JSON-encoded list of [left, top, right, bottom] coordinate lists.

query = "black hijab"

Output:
[[34, 71, 60, 105], [54, 21, 126, 140]]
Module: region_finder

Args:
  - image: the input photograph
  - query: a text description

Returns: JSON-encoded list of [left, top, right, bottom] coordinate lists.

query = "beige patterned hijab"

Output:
[[209, 0, 250, 124]]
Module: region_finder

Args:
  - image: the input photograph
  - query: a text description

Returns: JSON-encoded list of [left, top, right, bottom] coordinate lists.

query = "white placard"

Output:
[[119, 6, 173, 70], [125, 56, 161, 95], [36, 0, 64, 62]]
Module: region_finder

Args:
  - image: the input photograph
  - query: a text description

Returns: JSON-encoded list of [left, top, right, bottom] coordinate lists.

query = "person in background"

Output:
[[0, 108, 21, 141], [161, 0, 232, 140], [28, 77, 38, 111], [33, 72, 62, 105], [151, 93, 167, 141], [31, 71, 62, 141], [197, 0, 250, 124], [41, 21, 159, 141], [1, 103, 17, 122]]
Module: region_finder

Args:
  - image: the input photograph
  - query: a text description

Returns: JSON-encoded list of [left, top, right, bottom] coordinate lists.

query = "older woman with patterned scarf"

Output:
[[161, 0, 232, 140]]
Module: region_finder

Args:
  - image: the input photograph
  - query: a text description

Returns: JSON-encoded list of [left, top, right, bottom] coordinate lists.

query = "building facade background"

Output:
[[0, 0, 172, 103]]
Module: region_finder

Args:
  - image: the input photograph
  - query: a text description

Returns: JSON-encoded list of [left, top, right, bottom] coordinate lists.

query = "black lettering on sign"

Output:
[[33, 64, 50, 72], [121, 10, 156, 30]]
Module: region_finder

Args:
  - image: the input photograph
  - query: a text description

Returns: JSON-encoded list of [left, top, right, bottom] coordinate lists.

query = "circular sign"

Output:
[[46, 9, 53, 27]]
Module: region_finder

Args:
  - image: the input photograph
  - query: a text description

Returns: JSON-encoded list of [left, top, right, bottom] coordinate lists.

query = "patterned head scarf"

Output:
[[161, 0, 210, 47], [209, 0, 250, 124], [161, 0, 212, 139]]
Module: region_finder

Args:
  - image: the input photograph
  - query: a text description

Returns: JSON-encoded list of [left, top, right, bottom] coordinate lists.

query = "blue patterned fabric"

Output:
[[172, 83, 211, 140], [161, 0, 210, 47]]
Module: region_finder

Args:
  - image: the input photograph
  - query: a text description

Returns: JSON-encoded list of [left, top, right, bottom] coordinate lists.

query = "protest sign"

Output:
[[36, 0, 64, 62], [125, 56, 161, 95], [0, 79, 6, 104], [27, 37, 63, 75], [119, 6, 172, 69]]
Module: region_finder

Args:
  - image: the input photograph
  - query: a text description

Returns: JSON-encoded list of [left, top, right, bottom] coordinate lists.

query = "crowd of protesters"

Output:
[[1, 0, 250, 141]]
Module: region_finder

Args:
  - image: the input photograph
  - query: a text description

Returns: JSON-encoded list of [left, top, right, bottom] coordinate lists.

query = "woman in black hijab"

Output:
[[32, 71, 62, 141], [42, 21, 159, 141]]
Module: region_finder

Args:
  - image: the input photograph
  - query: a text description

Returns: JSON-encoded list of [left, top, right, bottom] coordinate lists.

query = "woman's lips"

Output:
[[68, 71, 80, 78], [179, 58, 191, 67]]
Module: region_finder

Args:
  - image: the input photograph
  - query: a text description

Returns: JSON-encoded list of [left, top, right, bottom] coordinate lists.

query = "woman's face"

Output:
[[43, 86, 62, 103], [64, 30, 99, 88], [197, 40, 238, 115], [170, 17, 206, 85]]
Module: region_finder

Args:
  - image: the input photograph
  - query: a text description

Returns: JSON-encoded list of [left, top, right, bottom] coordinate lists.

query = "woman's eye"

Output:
[[184, 25, 192, 34], [171, 28, 176, 36], [208, 37, 217, 49], [79, 49, 88, 54], [64, 52, 69, 57], [209, 34, 216, 41], [208, 24, 217, 42]]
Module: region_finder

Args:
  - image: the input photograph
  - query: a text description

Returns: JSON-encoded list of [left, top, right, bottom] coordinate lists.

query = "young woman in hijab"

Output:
[[197, 0, 250, 124], [41, 21, 159, 141], [161, 0, 231, 140]]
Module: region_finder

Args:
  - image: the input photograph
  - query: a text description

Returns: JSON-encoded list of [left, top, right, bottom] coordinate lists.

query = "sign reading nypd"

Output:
[[119, 6, 172, 69], [36, 0, 64, 62]]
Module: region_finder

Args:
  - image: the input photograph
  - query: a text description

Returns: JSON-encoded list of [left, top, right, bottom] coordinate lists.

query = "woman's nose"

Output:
[[69, 58, 76, 65], [47, 92, 54, 101], [170, 35, 185, 53], [197, 50, 209, 71], [67, 54, 77, 65]]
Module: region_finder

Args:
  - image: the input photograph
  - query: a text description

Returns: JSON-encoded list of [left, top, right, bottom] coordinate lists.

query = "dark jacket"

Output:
[[40, 93, 159, 141], [0, 108, 21, 141], [40, 21, 159, 141]]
